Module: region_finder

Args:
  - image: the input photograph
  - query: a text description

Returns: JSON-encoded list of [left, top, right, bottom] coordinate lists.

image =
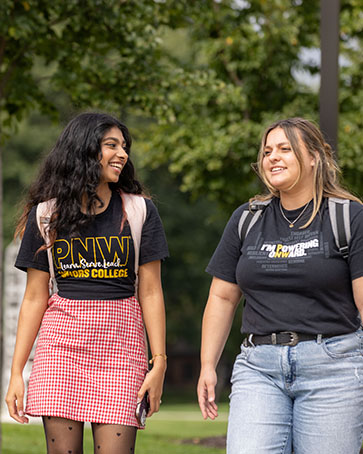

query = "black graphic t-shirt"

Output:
[[16, 192, 169, 300], [206, 197, 363, 335]]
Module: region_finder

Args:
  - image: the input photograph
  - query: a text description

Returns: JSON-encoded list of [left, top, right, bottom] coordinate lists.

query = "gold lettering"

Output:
[[71, 237, 96, 264], [96, 236, 130, 265], [53, 240, 70, 269]]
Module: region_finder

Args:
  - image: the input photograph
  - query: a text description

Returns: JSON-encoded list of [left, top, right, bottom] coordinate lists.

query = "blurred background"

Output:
[[1, 1, 362, 452]]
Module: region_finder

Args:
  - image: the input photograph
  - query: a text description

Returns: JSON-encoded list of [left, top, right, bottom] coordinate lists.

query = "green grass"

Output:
[[2, 403, 228, 454]]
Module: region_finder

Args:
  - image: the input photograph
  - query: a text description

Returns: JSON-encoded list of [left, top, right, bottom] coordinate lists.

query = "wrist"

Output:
[[149, 353, 167, 365], [149, 354, 167, 372], [200, 361, 217, 371], [10, 367, 24, 376]]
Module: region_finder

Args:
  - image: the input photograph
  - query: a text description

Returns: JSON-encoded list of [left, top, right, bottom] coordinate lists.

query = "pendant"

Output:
[[289, 223, 294, 228]]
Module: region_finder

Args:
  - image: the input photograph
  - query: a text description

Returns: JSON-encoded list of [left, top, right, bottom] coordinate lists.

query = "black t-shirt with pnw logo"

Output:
[[15, 191, 169, 300], [206, 197, 363, 335]]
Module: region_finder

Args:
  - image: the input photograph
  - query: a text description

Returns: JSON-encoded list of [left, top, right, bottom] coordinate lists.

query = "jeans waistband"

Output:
[[243, 331, 338, 347]]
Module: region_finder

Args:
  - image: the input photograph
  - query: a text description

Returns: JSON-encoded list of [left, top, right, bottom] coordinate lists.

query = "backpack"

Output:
[[36, 193, 147, 295], [238, 197, 351, 259]]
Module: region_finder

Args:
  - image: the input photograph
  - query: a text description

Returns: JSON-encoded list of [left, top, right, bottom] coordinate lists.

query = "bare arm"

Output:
[[137, 260, 166, 417], [5, 268, 50, 423], [352, 276, 363, 321], [197, 277, 242, 420]]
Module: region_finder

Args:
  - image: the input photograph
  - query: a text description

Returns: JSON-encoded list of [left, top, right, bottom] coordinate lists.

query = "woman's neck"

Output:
[[279, 189, 313, 210], [96, 183, 112, 203], [81, 184, 112, 214]]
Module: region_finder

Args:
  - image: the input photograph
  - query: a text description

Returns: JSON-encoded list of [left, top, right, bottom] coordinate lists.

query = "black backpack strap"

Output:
[[238, 199, 272, 242], [328, 198, 351, 259]]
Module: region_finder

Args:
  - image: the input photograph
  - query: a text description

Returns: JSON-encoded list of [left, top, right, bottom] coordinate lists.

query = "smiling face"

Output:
[[261, 127, 315, 197], [99, 126, 129, 185]]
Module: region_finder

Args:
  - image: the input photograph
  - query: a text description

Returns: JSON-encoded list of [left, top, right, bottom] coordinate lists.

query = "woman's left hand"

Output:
[[137, 359, 167, 417]]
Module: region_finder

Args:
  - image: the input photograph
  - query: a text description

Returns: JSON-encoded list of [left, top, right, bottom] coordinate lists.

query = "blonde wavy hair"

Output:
[[252, 117, 362, 227]]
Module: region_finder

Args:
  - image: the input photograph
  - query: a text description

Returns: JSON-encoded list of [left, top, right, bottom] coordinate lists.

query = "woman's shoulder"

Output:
[[141, 196, 156, 213], [143, 197, 163, 214], [229, 197, 276, 222], [119, 192, 163, 223], [220, 201, 255, 235], [25, 205, 39, 229], [349, 199, 363, 210], [349, 200, 363, 223], [230, 201, 252, 218], [143, 196, 155, 206]]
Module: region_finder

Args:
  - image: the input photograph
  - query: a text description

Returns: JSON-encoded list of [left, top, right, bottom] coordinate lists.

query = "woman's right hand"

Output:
[[5, 374, 29, 424], [197, 366, 219, 420]]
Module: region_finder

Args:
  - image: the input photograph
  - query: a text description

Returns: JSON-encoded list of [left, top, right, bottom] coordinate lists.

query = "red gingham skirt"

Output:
[[25, 294, 148, 428]]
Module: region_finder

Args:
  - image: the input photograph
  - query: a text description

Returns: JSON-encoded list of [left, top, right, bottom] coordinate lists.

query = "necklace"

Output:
[[279, 200, 310, 228]]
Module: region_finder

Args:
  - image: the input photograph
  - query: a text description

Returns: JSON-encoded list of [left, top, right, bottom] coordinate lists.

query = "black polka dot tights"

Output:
[[42, 416, 137, 454]]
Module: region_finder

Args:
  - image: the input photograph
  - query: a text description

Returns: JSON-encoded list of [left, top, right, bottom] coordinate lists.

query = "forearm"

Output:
[[10, 268, 50, 375], [138, 260, 166, 371], [201, 296, 239, 369], [11, 297, 48, 375], [197, 278, 241, 420], [137, 261, 166, 413], [139, 288, 166, 369]]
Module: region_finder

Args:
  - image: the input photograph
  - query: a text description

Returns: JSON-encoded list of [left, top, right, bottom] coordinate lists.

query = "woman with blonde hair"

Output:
[[198, 117, 363, 454]]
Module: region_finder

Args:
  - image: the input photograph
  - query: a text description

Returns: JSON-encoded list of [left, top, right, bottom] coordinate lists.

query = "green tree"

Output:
[[0, 0, 192, 268], [2, 113, 62, 245], [140, 167, 227, 347], [0, 0, 181, 130], [338, 1, 363, 194], [140, 0, 363, 211]]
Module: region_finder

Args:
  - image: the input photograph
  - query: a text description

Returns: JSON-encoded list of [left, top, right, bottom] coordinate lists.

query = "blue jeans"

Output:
[[227, 330, 363, 454]]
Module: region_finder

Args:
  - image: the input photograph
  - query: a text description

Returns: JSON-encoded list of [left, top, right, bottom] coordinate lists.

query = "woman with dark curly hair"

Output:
[[6, 112, 168, 453], [198, 118, 363, 454]]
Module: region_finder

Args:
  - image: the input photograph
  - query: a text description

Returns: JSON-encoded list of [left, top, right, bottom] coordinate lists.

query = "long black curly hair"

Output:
[[16, 112, 144, 244]]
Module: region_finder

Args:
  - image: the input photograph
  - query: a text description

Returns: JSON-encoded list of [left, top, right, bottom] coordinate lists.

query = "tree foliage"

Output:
[[0, 0, 186, 132], [139, 0, 363, 211], [140, 167, 227, 348], [2, 113, 62, 244], [338, 1, 363, 190], [1, 0, 361, 207], [0, 0, 189, 246]]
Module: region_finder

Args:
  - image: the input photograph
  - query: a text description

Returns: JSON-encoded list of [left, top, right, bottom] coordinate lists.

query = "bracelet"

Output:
[[149, 354, 167, 364]]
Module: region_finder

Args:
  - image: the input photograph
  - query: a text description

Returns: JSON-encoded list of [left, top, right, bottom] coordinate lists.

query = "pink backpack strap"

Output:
[[122, 193, 148, 360], [122, 193, 147, 295], [36, 199, 58, 293]]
